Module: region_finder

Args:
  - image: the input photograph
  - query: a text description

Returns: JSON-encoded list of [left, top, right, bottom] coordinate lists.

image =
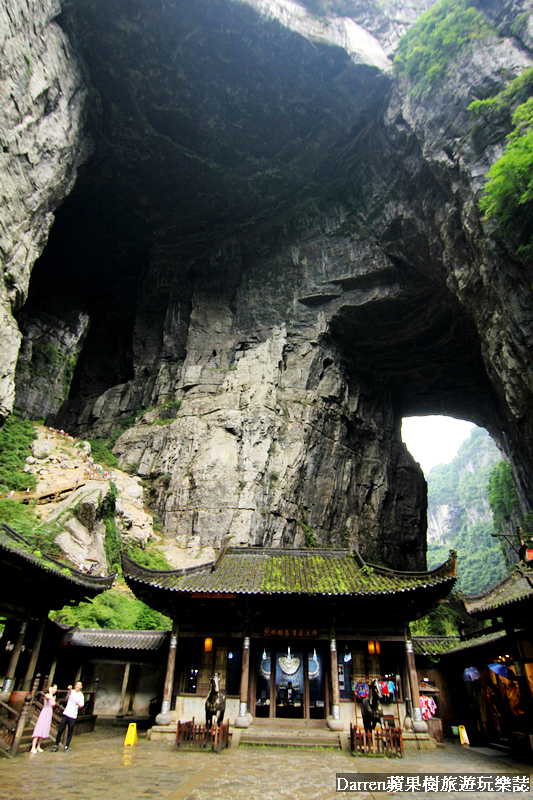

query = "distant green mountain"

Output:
[[426, 426, 507, 596]]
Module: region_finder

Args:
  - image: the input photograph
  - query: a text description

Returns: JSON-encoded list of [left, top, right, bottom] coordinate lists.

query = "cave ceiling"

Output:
[[24, 0, 509, 446], [57, 0, 390, 253]]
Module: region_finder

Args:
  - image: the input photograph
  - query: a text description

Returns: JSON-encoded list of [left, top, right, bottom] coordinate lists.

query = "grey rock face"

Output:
[[14, 308, 90, 420], [0, 0, 89, 422], [109, 274, 428, 568], [3, 0, 533, 570]]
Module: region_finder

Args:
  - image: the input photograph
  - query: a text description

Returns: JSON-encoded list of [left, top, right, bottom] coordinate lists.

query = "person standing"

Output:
[[30, 684, 57, 753], [51, 681, 84, 752]]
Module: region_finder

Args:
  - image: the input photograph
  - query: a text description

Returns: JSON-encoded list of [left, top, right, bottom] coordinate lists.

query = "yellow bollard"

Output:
[[124, 722, 137, 746], [458, 725, 470, 746]]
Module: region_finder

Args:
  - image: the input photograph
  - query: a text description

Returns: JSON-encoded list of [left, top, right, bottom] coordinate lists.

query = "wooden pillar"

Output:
[[269, 647, 276, 719], [235, 635, 251, 727], [239, 636, 251, 716], [155, 621, 179, 725], [404, 625, 426, 731], [0, 621, 16, 681], [30, 672, 41, 702], [2, 618, 28, 692], [330, 634, 340, 721], [128, 665, 139, 714], [327, 632, 343, 730], [118, 662, 131, 715], [22, 615, 47, 691], [303, 648, 310, 720], [11, 693, 31, 758], [47, 656, 58, 688]]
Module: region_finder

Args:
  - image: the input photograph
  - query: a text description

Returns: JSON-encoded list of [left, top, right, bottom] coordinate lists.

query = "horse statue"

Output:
[[361, 679, 383, 731], [205, 673, 226, 731]]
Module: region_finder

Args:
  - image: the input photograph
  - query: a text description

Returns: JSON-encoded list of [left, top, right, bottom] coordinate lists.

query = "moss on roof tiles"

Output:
[[123, 548, 457, 598]]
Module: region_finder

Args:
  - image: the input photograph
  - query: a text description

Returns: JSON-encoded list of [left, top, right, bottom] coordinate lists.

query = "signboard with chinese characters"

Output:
[[262, 627, 318, 638]]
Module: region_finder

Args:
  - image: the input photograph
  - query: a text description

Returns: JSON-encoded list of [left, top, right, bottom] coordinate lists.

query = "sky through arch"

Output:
[[401, 415, 476, 475]]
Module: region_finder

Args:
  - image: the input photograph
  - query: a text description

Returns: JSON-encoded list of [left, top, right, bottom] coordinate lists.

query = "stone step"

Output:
[[239, 728, 341, 748]]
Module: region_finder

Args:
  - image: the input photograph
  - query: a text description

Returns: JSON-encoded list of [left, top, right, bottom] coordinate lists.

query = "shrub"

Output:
[[0, 498, 65, 560], [126, 542, 173, 570], [51, 586, 172, 630], [478, 96, 533, 262], [0, 415, 37, 492], [86, 438, 119, 469]]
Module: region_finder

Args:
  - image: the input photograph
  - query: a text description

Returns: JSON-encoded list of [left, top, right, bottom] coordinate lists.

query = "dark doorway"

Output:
[[254, 644, 325, 720]]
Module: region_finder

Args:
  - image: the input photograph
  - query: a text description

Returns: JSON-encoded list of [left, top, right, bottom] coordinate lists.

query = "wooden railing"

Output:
[[0, 674, 99, 758], [350, 723, 403, 757], [53, 689, 97, 718], [176, 717, 230, 753], [0, 694, 32, 758]]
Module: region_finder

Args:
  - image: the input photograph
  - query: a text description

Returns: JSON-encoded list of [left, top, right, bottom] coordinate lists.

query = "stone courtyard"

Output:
[[1, 724, 531, 800]]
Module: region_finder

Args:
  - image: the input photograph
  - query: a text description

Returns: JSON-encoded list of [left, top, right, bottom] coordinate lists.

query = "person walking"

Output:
[[51, 681, 84, 752], [30, 684, 57, 753]]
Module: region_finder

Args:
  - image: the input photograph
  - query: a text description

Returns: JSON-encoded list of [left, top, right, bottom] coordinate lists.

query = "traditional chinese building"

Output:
[[122, 544, 457, 732], [0, 523, 115, 697], [450, 563, 533, 754], [55, 627, 169, 720]]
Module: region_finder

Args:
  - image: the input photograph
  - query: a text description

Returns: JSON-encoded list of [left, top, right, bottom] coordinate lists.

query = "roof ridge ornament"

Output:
[[212, 535, 230, 572]]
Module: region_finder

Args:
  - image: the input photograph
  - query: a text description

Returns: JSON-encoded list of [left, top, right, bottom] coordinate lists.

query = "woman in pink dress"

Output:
[[30, 685, 57, 753]]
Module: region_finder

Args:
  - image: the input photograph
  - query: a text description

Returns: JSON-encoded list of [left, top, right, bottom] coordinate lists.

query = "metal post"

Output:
[[155, 621, 179, 726]]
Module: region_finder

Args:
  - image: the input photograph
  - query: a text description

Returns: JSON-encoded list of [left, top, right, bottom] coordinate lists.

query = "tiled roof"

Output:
[[412, 636, 461, 656], [69, 628, 168, 650], [0, 523, 115, 592], [442, 630, 508, 655], [123, 547, 457, 598], [462, 565, 533, 617]]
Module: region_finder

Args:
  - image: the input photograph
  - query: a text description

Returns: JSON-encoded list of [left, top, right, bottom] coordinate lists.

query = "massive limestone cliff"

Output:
[[2, 0, 533, 570], [0, 0, 89, 422]]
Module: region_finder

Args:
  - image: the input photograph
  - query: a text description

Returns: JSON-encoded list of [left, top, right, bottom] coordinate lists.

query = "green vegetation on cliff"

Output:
[[0, 414, 37, 493], [488, 460, 533, 569], [51, 539, 174, 630], [51, 584, 171, 630], [471, 69, 533, 264], [393, 0, 493, 90], [488, 461, 519, 530], [410, 597, 466, 637], [0, 498, 64, 560], [426, 426, 506, 596]]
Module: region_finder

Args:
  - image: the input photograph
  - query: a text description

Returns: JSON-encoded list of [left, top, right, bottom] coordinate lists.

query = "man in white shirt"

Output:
[[51, 681, 84, 752]]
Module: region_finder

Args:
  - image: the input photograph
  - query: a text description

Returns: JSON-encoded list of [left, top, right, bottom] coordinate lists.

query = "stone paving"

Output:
[[0, 724, 531, 800]]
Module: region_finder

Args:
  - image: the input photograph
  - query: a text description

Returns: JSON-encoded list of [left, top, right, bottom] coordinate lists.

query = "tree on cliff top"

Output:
[[393, 0, 493, 90]]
